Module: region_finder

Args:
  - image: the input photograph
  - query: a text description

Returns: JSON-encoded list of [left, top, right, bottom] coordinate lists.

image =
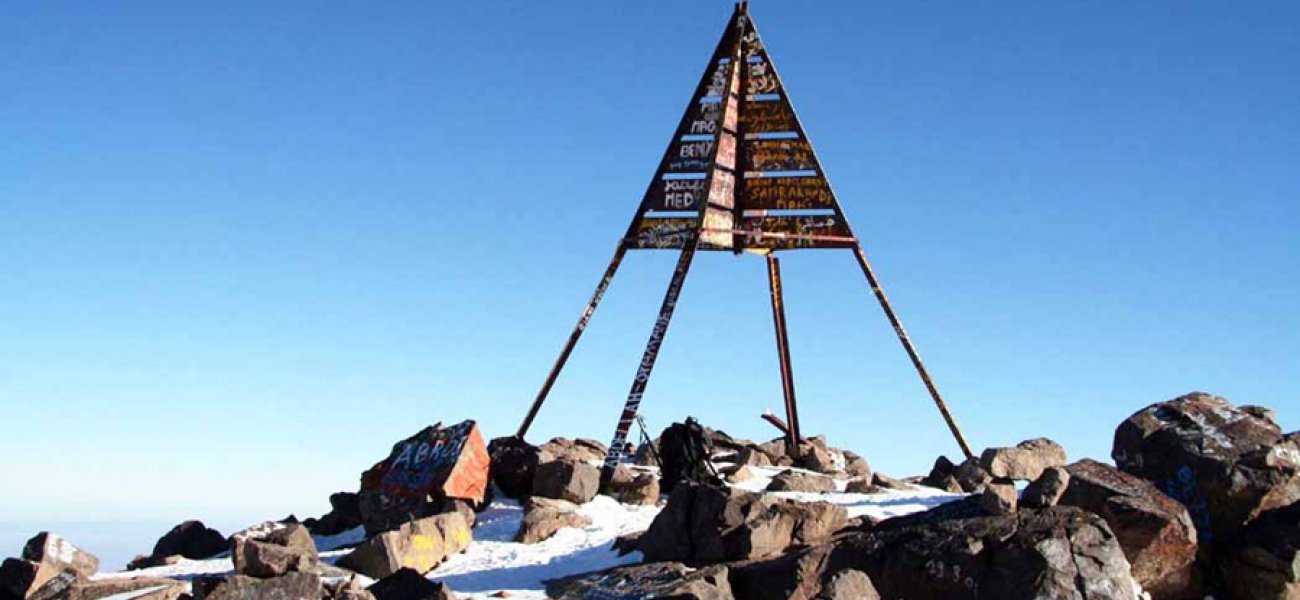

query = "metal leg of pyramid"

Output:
[[766, 253, 802, 457], [599, 239, 702, 486], [851, 244, 976, 460], [516, 242, 629, 440]]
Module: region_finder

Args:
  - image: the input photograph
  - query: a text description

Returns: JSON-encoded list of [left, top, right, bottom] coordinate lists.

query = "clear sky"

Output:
[[2, 0, 1297, 552]]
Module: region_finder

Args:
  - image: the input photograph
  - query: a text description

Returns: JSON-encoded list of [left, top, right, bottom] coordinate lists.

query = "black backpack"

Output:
[[659, 417, 720, 493]]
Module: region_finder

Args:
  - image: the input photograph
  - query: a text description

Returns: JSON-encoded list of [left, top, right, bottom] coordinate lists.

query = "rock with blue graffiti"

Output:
[[1113, 392, 1300, 550], [358, 420, 490, 535], [1220, 499, 1300, 599]]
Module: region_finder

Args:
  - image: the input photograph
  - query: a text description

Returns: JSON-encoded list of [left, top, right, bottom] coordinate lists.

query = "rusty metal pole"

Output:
[[516, 242, 628, 439], [850, 245, 975, 460], [766, 253, 802, 457]]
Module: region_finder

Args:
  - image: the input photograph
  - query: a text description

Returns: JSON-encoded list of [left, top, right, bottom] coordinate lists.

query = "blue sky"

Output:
[[2, 0, 1297, 555]]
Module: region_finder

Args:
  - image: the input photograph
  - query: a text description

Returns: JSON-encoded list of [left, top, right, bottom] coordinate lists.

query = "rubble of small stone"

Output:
[[6, 392, 1300, 599]]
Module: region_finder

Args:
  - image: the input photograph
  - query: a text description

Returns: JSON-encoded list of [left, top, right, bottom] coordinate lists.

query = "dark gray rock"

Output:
[[193, 572, 321, 600], [545, 562, 733, 600], [229, 522, 318, 578], [1221, 500, 1300, 600], [366, 568, 455, 600], [1021, 466, 1070, 509]]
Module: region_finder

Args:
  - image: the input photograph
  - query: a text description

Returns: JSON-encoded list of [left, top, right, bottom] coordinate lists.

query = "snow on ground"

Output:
[[92, 466, 963, 599]]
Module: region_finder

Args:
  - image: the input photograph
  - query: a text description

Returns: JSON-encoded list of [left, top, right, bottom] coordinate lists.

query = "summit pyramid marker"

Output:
[[514, 3, 975, 484]]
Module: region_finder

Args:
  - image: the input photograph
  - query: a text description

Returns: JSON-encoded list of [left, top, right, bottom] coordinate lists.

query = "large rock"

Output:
[[840, 450, 873, 481], [920, 455, 964, 493], [538, 437, 607, 464], [149, 521, 226, 562], [22, 533, 98, 580], [360, 420, 490, 535], [637, 482, 842, 564], [953, 457, 993, 494], [193, 572, 321, 600], [532, 458, 599, 504], [366, 568, 455, 600], [606, 465, 660, 506], [336, 513, 471, 579], [980, 438, 1067, 481], [229, 522, 318, 578], [1021, 466, 1070, 509], [767, 470, 836, 493], [793, 441, 837, 474], [487, 436, 541, 500], [1, 532, 99, 599], [305, 493, 363, 536], [741, 503, 1140, 600], [1221, 500, 1300, 600], [1057, 459, 1199, 599], [978, 482, 1017, 516], [545, 562, 733, 600], [1113, 392, 1300, 547], [35, 577, 187, 600], [515, 497, 592, 544]]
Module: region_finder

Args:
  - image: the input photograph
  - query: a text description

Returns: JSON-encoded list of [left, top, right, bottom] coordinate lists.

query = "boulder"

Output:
[[538, 437, 607, 464], [784, 502, 849, 545], [1020, 466, 1070, 509], [515, 497, 592, 544], [22, 533, 98, 580], [633, 437, 662, 467], [545, 562, 733, 600], [725, 466, 755, 484], [36, 577, 187, 600], [840, 451, 872, 481], [979, 482, 1017, 515], [305, 493, 363, 536], [360, 420, 490, 535], [767, 471, 836, 493], [1058, 459, 1199, 599], [146, 521, 227, 564], [606, 467, 660, 506], [735, 446, 773, 468], [192, 572, 320, 600], [844, 478, 881, 494], [229, 522, 318, 578], [979, 438, 1067, 481], [1112, 392, 1300, 547], [366, 568, 455, 600], [0, 533, 99, 599], [819, 569, 879, 600], [1, 559, 47, 600], [638, 483, 792, 562], [870, 473, 911, 491], [487, 436, 542, 501], [1221, 500, 1300, 600], [920, 456, 964, 493], [794, 441, 837, 474], [336, 512, 471, 579], [733, 503, 1138, 600], [325, 576, 376, 600], [953, 457, 993, 494], [532, 458, 599, 504]]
